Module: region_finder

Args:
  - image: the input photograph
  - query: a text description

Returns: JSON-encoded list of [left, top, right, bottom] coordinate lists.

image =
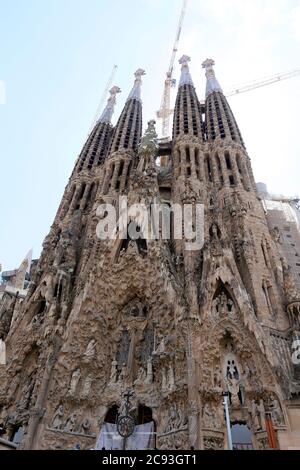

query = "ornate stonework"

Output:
[[0, 58, 300, 450]]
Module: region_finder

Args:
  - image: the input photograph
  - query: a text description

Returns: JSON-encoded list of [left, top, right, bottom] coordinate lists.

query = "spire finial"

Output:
[[179, 55, 194, 87], [202, 58, 223, 97], [127, 68, 146, 102], [99, 86, 121, 123]]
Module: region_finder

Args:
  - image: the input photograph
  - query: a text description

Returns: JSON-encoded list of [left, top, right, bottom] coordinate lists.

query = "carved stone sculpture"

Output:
[[68, 369, 81, 397], [52, 405, 64, 430], [64, 412, 78, 433]]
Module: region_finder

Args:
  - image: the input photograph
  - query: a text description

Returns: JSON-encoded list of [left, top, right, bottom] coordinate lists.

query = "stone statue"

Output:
[[145, 356, 153, 384], [214, 365, 222, 390], [227, 377, 241, 408], [52, 405, 64, 430], [118, 363, 127, 383], [84, 339, 97, 360], [110, 359, 118, 384], [161, 367, 167, 392], [167, 364, 175, 390], [202, 403, 220, 429], [155, 337, 166, 355], [268, 395, 284, 427], [64, 412, 78, 433], [81, 375, 93, 399], [134, 366, 147, 385], [68, 369, 81, 397], [81, 418, 91, 435], [212, 296, 221, 317], [251, 399, 265, 431], [165, 404, 180, 433], [211, 223, 219, 240]]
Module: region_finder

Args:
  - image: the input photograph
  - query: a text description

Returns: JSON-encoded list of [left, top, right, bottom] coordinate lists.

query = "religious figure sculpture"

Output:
[[145, 356, 153, 384], [81, 375, 93, 399], [64, 412, 78, 433], [134, 366, 147, 385], [268, 395, 284, 427], [52, 405, 64, 430], [109, 359, 118, 384], [68, 369, 81, 397], [227, 377, 241, 408], [251, 399, 265, 431], [161, 367, 167, 392], [81, 418, 92, 435], [167, 364, 175, 390], [84, 339, 97, 360]]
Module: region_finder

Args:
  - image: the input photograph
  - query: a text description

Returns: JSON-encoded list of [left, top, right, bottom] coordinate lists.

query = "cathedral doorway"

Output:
[[96, 405, 155, 450], [231, 421, 253, 450]]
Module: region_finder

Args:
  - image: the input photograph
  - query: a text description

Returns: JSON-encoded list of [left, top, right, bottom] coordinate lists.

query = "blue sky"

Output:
[[0, 0, 300, 271]]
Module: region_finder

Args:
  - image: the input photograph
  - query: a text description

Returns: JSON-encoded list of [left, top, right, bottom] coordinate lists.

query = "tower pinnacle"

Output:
[[98, 86, 121, 124], [202, 58, 223, 97], [179, 55, 194, 87], [127, 68, 146, 102]]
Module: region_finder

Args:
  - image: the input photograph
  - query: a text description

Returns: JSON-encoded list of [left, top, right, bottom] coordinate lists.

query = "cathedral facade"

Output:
[[1, 56, 300, 450]]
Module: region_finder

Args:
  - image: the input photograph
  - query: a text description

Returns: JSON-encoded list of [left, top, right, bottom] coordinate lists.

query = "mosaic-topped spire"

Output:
[[127, 68, 146, 102], [202, 58, 223, 97], [99, 86, 121, 123], [179, 55, 194, 87]]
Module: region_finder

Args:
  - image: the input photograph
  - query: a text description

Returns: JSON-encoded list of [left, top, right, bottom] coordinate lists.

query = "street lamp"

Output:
[[222, 392, 233, 450]]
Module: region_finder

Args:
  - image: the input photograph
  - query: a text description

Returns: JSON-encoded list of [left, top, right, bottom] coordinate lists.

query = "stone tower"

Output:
[[1, 58, 300, 451]]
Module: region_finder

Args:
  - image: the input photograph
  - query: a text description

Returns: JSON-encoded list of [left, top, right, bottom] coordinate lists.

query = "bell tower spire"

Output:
[[202, 58, 245, 149], [178, 55, 194, 87], [173, 55, 204, 140], [202, 58, 223, 97], [99, 69, 145, 195], [98, 85, 121, 123], [127, 68, 146, 102]]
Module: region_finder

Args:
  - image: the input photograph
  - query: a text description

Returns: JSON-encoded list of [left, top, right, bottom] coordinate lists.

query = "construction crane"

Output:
[[89, 64, 118, 133], [225, 68, 300, 97], [157, 0, 188, 139]]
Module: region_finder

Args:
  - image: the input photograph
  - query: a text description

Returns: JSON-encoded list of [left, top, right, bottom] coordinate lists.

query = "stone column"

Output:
[[229, 151, 241, 186], [111, 162, 121, 191], [174, 149, 180, 178], [190, 147, 197, 178], [219, 154, 229, 187], [80, 183, 91, 210], [120, 160, 130, 192], [180, 145, 186, 178]]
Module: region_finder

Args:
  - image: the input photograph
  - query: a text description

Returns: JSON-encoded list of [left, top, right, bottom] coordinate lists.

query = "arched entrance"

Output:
[[231, 422, 253, 450], [96, 405, 155, 450]]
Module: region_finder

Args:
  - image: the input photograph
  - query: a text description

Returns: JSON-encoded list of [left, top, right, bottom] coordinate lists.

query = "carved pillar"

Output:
[[120, 160, 130, 192], [219, 154, 229, 187], [229, 152, 241, 186], [111, 162, 121, 191], [180, 145, 186, 178], [79, 183, 91, 210], [174, 149, 180, 178], [23, 336, 62, 449], [190, 147, 197, 178]]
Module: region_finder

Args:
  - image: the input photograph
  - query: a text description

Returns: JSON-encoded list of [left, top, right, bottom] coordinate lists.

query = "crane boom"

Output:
[[226, 69, 300, 97], [168, 0, 188, 77], [157, 0, 188, 138], [90, 65, 118, 132]]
